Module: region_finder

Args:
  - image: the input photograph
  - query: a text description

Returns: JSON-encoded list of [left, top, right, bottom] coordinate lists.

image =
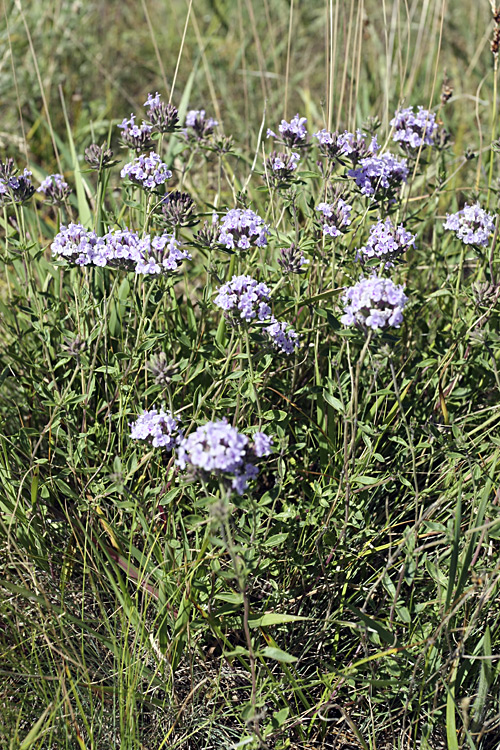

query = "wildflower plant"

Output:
[[267, 114, 308, 147], [37, 173, 71, 205], [144, 92, 179, 133], [358, 217, 416, 265], [130, 408, 182, 450], [390, 105, 438, 150], [217, 207, 269, 251], [184, 109, 218, 140], [316, 197, 352, 237], [176, 419, 272, 495], [5, 46, 500, 750], [347, 151, 408, 199], [341, 274, 408, 330], [214, 275, 272, 323], [313, 128, 379, 164], [120, 152, 172, 190], [265, 150, 300, 187], [118, 113, 154, 152], [443, 202, 496, 247], [0, 161, 35, 206]]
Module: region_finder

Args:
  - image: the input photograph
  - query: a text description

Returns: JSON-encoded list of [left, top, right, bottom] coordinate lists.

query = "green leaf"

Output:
[[259, 646, 297, 663], [248, 613, 308, 628]]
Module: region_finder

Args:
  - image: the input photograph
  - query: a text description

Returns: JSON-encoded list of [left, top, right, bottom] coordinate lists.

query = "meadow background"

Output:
[[1, 1, 500, 748]]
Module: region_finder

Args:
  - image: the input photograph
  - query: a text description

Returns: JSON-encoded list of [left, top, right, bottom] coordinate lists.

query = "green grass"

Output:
[[1, 1, 500, 749]]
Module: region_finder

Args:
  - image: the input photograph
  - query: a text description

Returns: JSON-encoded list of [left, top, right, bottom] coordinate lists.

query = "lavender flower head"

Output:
[[161, 190, 197, 227], [176, 419, 272, 495], [118, 113, 154, 152], [341, 274, 408, 330], [134, 232, 192, 275], [51, 224, 190, 275], [84, 143, 114, 170], [37, 173, 71, 205], [218, 208, 270, 251], [144, 92, 179, 133], [121, 152, 172, 190], [130, 408, 182, 450], [0, 163, 35, 206], [277, 243, 308, 274], [184, 109, 218, 140], [214, 275, 272, 323], [348, 152, 408, 199], [267, 114, 308, 147], [265, 150, 300, 186], [316, 198, 352, 237], [443, 203, 496, 247], [358, 217, 416, 266], [313, 128, 379, 164], [265, 318, 300, 354], [390, 106, 438, 150]]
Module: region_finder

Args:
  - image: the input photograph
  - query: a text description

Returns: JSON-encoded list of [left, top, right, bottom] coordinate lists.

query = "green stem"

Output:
[[244, 327, 262, 424]]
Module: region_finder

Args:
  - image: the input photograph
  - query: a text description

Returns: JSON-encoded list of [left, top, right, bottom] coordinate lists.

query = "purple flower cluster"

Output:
[[348, 152, 408, 198], [313, 128, 379, 163], [267, 114, 308, 147], [214, 275, 300, 354], [0, 162, 35, 206], [144, 92, 179, 133], [176, 419, 272, 495], [390, 106, 438, 150], [37, 173, 71, 205], [341, 274, 408, 330], [51, 224, 191, 275], [265, 151, 300, 185], [121, 152, 172, 190], [130, 408, 182, 450], [358, 218, 416, 265], [443, 203, 496, 247], [265, 319, 300, 354], [218, 208, 270, 251], [316, 198, 352, 237], [118, 114, 154, 152], [134, 233, 192, 274], [184, 110, 218, 140], [214, 275, 272, 323]]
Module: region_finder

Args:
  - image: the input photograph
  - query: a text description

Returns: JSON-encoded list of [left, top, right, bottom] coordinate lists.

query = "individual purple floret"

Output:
[[214, 275, 272, 323], [267, 114, 308, 147], [118, 113, 154, 152], [37, 173, 71, 205], [51, 224, 190, 275], [184, 109, 218, 140], [176, 419, 272, 495], [390, 106, 438, 150], [265, 318, 300, 354], [313, 128, 379, 164], [130, 408, 182, 450], [0, 162, 35, 206], [144, 92, 179, 133], [316, 198, 352, 237], [218, 208, 270, 251], [443, 203, 496, 247], [358, 218, 416, 266], [121, 152, 172, 190], [265, 150, 300, 186], [348, 152, 408, 199], [341, 274, 408, 330]]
